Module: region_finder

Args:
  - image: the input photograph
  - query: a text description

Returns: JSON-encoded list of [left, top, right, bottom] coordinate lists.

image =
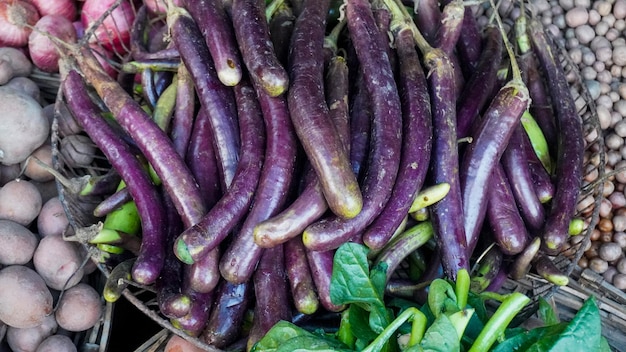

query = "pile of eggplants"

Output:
[[55, 0, 586, 349]]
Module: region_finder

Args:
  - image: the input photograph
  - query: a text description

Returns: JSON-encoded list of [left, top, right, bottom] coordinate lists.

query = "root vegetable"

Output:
[[34, 335, 77, 352], [33, 234, 84, 290], [28, 0, 76, 22], [598, 241, 623, 261], [0, 87, 49, 166], [37, 197, 69, 238], [578, 256, 589, 268], [6, 314, 57, 352], [0, 179, 42, 226], [28, 15, 77, 73], [4, 77, 41, 102], [0, 219, 38, 265], [612, 273, 626, 290], [589, 257, 609, 273], [164, 335, 206, 352], [80, 0, 135, 53], [0, 265, 53, 329], [0, 46, 31, 86], [0, 0, 40, 47], [21, 144, 55, 183], [612, 214, 626, 232], [54, 283, 103, 332], [603, 266, 618, 283]]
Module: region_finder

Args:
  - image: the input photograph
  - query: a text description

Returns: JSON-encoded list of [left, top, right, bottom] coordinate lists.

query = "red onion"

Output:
[[28, 0, 76, 22], [80, 0, 135, 54], [28, 15, 77, 73], [0, 0, 40, 47], [144, 0, 182, 15], [73, 20, 85, 40], [88, 43, 118, 79]]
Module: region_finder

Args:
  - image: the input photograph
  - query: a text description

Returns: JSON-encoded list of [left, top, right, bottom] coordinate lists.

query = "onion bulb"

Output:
[[28, 0, 76, 22], [88, 43, 118, 79], [144, 0, 183, 15], [80, 0, 135, 54], [0, 0, 40, 47], [73, 20, 85, 40], [28, 15, 77, 73]]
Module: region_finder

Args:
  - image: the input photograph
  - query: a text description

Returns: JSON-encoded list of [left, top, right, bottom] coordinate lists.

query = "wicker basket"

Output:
[[48, 2, 613, 351]]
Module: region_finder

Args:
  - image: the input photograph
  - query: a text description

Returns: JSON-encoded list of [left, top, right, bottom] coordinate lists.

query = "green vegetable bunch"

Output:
[[252, 242, 610, 352]]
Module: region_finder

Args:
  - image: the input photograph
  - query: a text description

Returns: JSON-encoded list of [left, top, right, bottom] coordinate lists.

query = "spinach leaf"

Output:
[[275, 336, 352, 352], [427, 279, 459, 318], [537, 296, 559, 326], [420, 313, 460, 352], [599, 337, 612, 352], [370, 261, 388, 302], [542, 296, 602, 351], [330, 243, 384, 308], [467, 292, 488, 323], [330, 243, 393, 333], [490, 323, 568, 352], [337, 309, 356, 349], [252, 320, 330, 351], [369, 263, 393, 334], [404, 344, 426, 352], [348, 304, 376, 343], [492, 296, 603, 352]]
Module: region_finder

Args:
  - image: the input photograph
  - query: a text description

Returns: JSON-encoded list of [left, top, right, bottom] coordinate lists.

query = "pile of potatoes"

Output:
[[0, 47, 103, 352]]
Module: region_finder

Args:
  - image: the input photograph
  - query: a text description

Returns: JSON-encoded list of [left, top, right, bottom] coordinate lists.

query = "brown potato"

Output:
[[21, 144, 55, 183], [6, 314, 57, 352], [0, 87, 48, 166], [37, 197, 69, 238], [0, 48, 32, 85], [4, 77, 41, 103], [164, 335, 207, 352], [34, 334, 77, 352], [0, 179, 43, 226], [33, 235, 84, 290], [54, 283, 102, 332], [0, 219, 39, 265], [0, 265, 53, 328]]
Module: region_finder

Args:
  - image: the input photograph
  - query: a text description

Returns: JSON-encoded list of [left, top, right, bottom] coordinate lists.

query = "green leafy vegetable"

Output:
[[254, 243, 608, 352], [491, 296, 606, 352], [420, 314, 460, 352], [330, 243, 393, 336], [541, 296, 602, 351], [251, 320, 347, 352], [348, 305, 376, 344], [427, 279, 459, 318], [537, 296, 560, 326], [492, 323, 569, 351], [337, 309, 356, 349], [275, 336, 353, 352]]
